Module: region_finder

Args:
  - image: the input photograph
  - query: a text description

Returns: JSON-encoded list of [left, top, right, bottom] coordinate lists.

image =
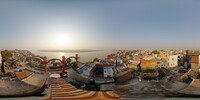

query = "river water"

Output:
[[30, 50, 116, 63]]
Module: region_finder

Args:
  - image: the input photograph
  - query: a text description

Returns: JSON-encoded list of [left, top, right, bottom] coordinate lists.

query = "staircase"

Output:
[[50, 78, 119, 100]]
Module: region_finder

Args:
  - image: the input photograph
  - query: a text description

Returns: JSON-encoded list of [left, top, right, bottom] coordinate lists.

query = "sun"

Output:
[[57, 36, 67, 46]]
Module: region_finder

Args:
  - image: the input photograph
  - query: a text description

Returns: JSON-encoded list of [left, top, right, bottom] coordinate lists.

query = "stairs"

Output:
[[50, 78, 119, 100]]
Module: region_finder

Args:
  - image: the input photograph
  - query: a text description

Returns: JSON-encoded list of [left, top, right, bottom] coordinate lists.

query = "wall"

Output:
[[199, 55, 200, 65], [191, 55, 199, 64], [156, 59, 167, 68], [140, 59, 156, 70], [66, 68, 89, 84], [114, 69, 134, 84], [167, 55, 178, 67]]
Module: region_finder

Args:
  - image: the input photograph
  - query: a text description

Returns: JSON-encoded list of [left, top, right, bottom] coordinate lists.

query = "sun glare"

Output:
[[57, 36, 67, 46], [60, 52, 65, 60]]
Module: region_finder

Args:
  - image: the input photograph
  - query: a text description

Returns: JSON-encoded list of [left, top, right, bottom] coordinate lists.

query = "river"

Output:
[[30, 50, 116, 63]]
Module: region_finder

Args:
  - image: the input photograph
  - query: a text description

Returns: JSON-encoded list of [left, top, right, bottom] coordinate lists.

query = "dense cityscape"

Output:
[[0, 49, 200, 99]]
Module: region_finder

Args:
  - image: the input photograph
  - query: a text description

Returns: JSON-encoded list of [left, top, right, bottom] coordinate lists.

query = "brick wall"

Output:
[[140, 60, 156, 70], [191, 55, 199, 64]]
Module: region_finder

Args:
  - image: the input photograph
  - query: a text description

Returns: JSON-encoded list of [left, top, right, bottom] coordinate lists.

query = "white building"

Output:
[[167, 55, 178, 68], [103, 67, 114, 78]]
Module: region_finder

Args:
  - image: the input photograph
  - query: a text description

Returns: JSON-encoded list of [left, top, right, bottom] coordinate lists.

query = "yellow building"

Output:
[[140, 59, 156, 70]]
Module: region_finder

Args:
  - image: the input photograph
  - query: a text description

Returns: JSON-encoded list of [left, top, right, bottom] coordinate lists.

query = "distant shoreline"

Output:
[[38, 50, 103, 53]]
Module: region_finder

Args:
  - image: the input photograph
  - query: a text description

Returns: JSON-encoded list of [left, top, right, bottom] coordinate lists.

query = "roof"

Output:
[[187, 50, 200, 56]]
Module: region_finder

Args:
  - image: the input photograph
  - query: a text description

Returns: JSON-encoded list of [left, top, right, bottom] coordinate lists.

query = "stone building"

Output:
[[140, 59, 156, 70]]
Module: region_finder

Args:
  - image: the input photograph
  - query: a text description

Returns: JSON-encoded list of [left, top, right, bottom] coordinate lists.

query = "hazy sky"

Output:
[[0, 0, 200, 50]]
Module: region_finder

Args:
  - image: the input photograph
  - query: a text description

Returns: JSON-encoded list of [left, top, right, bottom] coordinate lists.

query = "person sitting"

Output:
[[64, 72, 68, 78], [62, 70, 68, 78]]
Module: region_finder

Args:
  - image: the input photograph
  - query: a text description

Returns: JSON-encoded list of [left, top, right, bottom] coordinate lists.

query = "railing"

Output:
[[33, 54, 80, 73]]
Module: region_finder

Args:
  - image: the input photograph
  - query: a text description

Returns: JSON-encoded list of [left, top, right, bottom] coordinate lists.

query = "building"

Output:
[[140, 59, 156, 70], [0, 51, 2, 68], [167, 55, 178, 68], [133, 55, 140, 62], [116, 58, 123, 65], [141, 53, 148, 57], [177, 54, 185, 66], [190, 55, 200, 65], [186, 50, 200, 69], [142, 55, 154, 60], [127, 60, 140, 70], [157, 54, 167, 60], [156, 58, 167, 68], [89, 64, 116, 90]]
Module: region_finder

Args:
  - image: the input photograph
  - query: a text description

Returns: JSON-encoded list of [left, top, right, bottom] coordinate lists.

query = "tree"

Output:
[[1, 50, 12, 73], [65, 58, 72, 67], [1, 50, 12, 62], [39, 56, 44, 60], [151, 50, 160, 54], [125, 51, 130, 56], [66, 58, 72, 64], [125, 51, 136, 56], [71, 61, 76, 67], [142, 69, 155, 73]]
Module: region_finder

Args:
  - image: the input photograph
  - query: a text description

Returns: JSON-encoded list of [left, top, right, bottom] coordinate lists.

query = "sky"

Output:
[[0, 0, 200, 50]]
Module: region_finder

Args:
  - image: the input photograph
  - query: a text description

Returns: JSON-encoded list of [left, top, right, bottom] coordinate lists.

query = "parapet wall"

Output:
[[114, 69, 134, 84], [191, 64, 200, 70], [66, 68, 89, 84]]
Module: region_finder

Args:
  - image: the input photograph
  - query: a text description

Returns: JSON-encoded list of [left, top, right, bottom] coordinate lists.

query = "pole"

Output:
[[44, 56, 48, 73], [75, 54, 78, 68], [44, 63, 47, 73], [116, 55, 118, 67], [62, 61, 65, 72], [62, 56, 65, 72]]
